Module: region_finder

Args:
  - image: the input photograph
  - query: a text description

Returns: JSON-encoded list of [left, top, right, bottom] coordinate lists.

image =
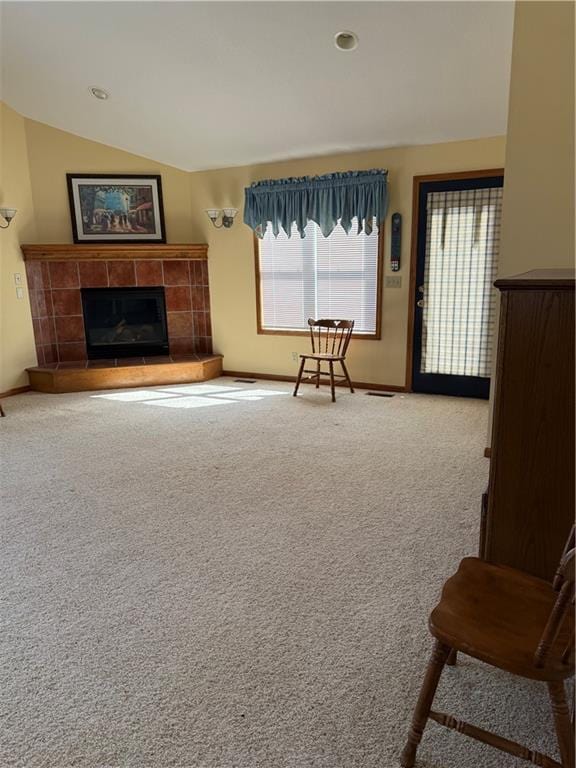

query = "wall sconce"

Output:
[[0, 207, 17, 229], [205, 208, 238, 229]]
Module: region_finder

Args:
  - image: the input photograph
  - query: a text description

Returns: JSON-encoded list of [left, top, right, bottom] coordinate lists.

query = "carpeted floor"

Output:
[[0, 379, 562, 767]]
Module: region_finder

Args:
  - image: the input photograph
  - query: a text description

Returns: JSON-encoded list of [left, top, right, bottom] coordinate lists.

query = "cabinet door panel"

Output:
[[486, 288, 574, 580]]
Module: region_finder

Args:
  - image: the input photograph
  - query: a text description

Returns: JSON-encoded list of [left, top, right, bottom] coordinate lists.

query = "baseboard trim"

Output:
[[222, 370, 406, 392], [0, 385, 31, 399]]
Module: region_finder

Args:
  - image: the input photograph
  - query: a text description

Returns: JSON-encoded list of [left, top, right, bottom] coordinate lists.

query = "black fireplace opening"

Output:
[[81, 287, 169, 359]]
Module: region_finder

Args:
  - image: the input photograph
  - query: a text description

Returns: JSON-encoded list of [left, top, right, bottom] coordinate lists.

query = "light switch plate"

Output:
[[16, 287, 24, 299], [14, 273, 22, 285], [386, 275, 402, 288]]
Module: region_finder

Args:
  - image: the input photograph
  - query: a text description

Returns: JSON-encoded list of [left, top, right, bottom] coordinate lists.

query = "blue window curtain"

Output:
[[244, 169, 388, 239]]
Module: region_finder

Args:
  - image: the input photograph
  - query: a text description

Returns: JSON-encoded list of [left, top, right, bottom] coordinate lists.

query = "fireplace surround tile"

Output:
[[54, 316, 85, 344], [191, 261, 203, 286], [32, 318, 42, 343], [205, 312, 212, 337], [43, 290, 54, 316], [39, 316, 56, 346], [79, 261, 108, 287], [58, 361, 89, 369], [29, 290, 43, 319], [191, 285, 205, 312], [193, 311, 204, 338], [26, 261, 44, 290], [169, 338, 196, 355], [25, 254, 212, 366], [52, 289, 83, 317], [87, 359, 117, 368], [49, 261, 80, 289], [165, 286, 191, 312], [163, 260, 189, 286], [58, 342, 88, 362], [108, 261, 136, 286], [44, 344, 59, 365], [136, 260, 163, 286], [119, 357, 147, 366], [167, 311, 193, 338]]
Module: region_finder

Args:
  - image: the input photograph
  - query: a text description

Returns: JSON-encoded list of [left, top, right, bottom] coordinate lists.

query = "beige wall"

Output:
[[485, 1, 575, 443], [498, 0, 574, 277], [24, 119, 194, 244], [189, 138, 505, 385], [20, 119, 504, 387], [0, 103, 38, 392]]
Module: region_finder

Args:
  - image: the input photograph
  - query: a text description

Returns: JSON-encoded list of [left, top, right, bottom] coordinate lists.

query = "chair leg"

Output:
[[548, 681, 575, 767], [293, 357, 306, 397], [341, 360, 354, 393], [329, 361, 336, 402], [0, 403, 5, 417], [316, 360, 321, 388], [446, 649, 457, 666], [401, 641, 451, 768]]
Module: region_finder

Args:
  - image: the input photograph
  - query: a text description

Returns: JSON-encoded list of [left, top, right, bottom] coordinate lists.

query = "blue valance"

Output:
[[244, 169, 388, 239]]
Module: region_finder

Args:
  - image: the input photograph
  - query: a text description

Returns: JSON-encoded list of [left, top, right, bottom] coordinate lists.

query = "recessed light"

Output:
[[335, 31, 358, 51], [89, 87, 109, 100]]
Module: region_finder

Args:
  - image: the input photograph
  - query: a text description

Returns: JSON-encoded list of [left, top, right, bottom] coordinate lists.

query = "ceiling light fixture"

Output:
[[335, 31, 358, 51], [205, 208, 238, 229], [90, 87, 110, 100]]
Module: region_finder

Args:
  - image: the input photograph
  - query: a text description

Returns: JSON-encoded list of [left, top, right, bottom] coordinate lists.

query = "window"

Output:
[[255, 218, 382, 337]]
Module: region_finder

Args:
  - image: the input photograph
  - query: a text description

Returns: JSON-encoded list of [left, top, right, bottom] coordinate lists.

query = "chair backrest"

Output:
[[534, 525, 575, 669], [308, 319, 354, 357]]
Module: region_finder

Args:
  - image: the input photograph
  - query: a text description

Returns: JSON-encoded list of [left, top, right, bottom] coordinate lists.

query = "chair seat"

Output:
[[300, 353, 345, 361], [429, 557, 574, 681]]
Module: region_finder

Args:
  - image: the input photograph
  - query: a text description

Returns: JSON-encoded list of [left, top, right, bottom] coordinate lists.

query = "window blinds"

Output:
[[258, 218, 379, 334]]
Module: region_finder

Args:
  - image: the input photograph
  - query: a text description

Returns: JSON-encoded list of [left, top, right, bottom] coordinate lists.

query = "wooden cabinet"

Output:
[[483, 269, 575, 581]]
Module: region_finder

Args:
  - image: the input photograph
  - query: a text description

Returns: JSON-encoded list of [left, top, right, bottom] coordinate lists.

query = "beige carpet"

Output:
[[0, 379, 562, 767]]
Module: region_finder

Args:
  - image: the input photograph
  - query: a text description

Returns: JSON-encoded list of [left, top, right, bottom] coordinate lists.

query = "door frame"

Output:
[[405, 168, 505, 392]]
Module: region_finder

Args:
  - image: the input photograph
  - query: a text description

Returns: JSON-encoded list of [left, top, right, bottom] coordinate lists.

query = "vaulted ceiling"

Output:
[[1, 1, 514, 171]]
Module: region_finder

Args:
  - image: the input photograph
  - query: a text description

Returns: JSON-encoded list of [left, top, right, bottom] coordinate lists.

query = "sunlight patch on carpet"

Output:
[[145, 395, 236, 409], [91, 390, 180, 402], [210, 390, 288, 401], [91, 385, 289, 409], [155, 384, 241, 395]]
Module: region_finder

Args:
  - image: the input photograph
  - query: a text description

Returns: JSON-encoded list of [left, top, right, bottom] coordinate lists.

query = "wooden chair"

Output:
[[401, 526, 575, 768], [293, 319, 354, 403]]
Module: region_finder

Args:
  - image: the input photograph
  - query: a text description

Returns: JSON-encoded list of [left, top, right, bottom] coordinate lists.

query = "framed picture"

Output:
[[66, 174, 166, 244]]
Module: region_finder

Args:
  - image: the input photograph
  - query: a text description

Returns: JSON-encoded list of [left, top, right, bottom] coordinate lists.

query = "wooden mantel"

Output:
[[21, 243, 208, 261]]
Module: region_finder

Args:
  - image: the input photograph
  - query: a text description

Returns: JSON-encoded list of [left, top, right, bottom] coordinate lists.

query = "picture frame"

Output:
[[66, 174, 166, 244]]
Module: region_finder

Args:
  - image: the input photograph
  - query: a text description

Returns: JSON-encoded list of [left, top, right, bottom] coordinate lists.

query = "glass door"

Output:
[[412, 174, 504, 398]]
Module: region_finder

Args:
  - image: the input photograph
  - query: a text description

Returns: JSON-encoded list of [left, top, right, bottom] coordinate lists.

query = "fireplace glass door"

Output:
[[81, 287, 169, 358]]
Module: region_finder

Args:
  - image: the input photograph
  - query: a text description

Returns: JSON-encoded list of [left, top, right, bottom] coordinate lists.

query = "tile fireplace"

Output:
[[22, 244, 213, 365]]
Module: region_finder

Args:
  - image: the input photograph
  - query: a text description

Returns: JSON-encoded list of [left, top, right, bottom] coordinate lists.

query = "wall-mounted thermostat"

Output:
[[391, 212, 401, 272]]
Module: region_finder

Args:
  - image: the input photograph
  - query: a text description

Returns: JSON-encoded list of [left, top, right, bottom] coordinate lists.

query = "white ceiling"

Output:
[[1, 1, 514, 172]]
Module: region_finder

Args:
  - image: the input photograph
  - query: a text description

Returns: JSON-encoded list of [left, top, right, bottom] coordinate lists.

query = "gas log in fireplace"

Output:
[[81, 287, 169, 358]]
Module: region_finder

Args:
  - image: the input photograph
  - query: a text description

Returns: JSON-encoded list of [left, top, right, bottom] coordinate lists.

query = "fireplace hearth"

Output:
[[81, 287, 169, 358]]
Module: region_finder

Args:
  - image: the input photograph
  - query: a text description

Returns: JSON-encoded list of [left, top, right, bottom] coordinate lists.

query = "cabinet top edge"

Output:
[[495, 269, 575, 290]]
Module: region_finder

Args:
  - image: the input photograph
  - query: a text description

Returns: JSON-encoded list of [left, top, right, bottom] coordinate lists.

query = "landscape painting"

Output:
[[67, 174, 166, 243]]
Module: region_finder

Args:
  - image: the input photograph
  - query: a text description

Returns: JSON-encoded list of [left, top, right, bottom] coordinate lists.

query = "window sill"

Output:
[[257, 327, 381, 341]]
